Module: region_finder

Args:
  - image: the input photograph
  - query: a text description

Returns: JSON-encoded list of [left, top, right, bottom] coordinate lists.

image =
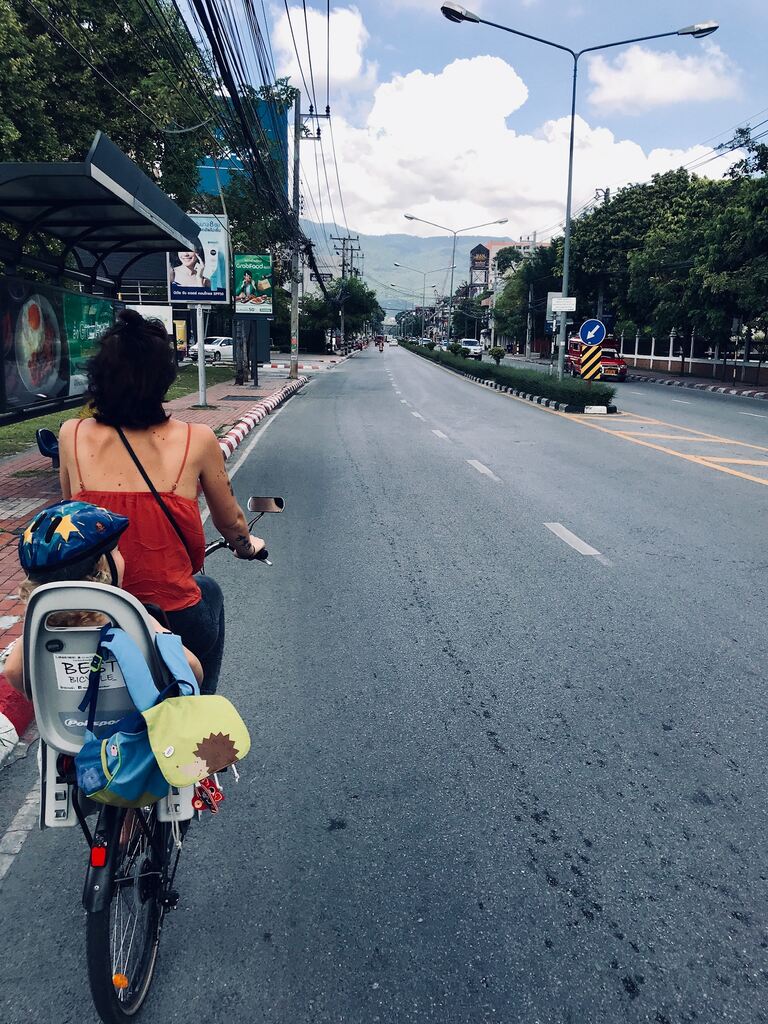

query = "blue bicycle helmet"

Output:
[[19, 501, 129, 582]]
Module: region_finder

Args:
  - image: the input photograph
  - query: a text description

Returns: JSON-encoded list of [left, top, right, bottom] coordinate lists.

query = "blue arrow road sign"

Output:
[[579, 319, 606, 345]]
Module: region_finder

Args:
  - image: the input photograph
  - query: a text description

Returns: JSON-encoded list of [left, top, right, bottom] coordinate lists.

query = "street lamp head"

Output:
[[677, 20, 718, 38], [403, 214, 416, 221], [440, 2, 480, 23], [393, 262, 402, 267], [496, 218, 509, 224]]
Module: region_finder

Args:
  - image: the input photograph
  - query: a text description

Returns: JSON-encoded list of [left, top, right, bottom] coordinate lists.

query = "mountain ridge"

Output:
[[301, 219, 515, 312]]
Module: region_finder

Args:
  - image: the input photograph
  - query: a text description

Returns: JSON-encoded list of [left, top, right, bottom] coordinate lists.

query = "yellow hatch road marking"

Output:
[[617, 434, 740, 442], [701, 457, 768, 466], [498, 390, 768, 489]]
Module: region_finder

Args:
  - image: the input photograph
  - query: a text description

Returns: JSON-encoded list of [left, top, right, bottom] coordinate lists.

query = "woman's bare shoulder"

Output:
[[183, 421, 218, 448]]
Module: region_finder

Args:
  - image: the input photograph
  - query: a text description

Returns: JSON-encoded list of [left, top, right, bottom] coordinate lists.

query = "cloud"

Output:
[[321, 55, 736, 238], [272, 4, 376, 102], [586, 42, 741, 115]]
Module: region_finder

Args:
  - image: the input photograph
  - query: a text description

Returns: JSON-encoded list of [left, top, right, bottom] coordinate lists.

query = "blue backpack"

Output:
[[74, 624, 198, 808]]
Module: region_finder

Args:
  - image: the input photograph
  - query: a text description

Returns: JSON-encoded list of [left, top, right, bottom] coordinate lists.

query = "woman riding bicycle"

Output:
[[57, 309, 263, 694]]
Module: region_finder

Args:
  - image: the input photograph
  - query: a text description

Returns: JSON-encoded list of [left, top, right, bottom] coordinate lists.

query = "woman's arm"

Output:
[[197, 427, 264, 559], [147, 616, 204, 685]]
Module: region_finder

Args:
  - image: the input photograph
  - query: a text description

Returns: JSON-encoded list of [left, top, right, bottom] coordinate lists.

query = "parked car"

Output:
[[566, 338, 627, 381], [190, 336, 234, 363], [458, 337, 483, 360]]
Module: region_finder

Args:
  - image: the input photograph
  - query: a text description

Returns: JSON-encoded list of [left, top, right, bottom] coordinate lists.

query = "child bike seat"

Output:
[[23, 582, 167, 756]]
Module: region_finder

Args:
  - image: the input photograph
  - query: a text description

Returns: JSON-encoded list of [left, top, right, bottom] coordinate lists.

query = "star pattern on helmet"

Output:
[[54, 515, 82, 542]]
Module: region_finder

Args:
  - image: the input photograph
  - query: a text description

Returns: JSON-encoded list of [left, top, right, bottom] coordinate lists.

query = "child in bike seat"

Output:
[[1, 500, 203, 693]]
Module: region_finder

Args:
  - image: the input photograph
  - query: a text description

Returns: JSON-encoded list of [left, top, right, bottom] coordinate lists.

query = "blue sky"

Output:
[[270, 3, 766, 240]]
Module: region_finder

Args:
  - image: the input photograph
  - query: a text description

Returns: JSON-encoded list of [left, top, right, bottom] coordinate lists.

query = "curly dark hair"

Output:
[[87, 309, 177, 428]]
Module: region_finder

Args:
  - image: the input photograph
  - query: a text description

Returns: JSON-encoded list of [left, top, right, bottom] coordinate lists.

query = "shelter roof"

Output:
[[0, 133, 200, 289]]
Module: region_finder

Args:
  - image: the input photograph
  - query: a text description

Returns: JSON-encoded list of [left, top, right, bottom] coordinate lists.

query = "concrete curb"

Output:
[[0, 376, 310, 769], [218, 376, 308, 459], [627, 373, 768, 401]]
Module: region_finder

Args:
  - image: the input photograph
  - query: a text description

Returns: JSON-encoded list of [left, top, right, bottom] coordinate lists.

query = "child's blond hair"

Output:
[[19, 554, 113, 627]]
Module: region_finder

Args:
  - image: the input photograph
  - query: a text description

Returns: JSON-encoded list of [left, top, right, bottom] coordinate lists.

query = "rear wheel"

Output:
[[86, 808, 170, 1022]]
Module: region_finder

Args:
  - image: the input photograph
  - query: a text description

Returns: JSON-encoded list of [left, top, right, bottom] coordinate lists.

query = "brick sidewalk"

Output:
[[0, 374, 297, 651]]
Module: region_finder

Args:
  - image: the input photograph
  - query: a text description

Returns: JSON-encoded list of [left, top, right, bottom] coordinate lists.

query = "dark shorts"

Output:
[[166, 574, 225, 695]]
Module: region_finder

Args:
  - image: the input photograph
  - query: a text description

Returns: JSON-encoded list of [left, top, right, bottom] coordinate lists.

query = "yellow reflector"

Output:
[[113, 973, 129, 990]]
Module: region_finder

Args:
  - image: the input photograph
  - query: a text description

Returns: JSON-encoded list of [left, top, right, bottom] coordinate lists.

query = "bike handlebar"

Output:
[[203, 499, 283, 566], [204, 539, 271, 564]]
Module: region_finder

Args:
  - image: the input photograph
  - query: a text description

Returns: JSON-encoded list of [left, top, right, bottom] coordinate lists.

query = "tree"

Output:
[[494, 247, 522, 276], [0, 0, 214, 209], [493, 245, 559, 343], [452, 295, 485, 338], [299, 277, 384, 346]]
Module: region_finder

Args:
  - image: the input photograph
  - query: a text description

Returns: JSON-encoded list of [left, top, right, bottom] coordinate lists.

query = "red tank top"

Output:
[[72, 421, 206, 612]]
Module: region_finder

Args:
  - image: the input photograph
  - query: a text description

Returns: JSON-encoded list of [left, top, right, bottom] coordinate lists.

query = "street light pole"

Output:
[[440, 4, 719, 378], [403, 214, 507, 343], [393, 261, 456, 338]]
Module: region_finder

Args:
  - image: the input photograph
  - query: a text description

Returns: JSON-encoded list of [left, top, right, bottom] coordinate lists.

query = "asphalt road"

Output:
[[1, 347, 766, 1024]]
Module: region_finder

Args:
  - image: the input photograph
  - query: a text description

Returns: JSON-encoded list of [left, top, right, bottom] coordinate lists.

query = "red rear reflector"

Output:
[[91, 846, 108, 868]]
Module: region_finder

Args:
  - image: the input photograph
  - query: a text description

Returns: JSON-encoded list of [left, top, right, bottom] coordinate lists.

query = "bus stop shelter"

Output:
[[0, 133, 200, 417]]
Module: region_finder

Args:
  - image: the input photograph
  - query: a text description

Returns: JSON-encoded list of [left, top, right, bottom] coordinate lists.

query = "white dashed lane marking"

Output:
[[411, 411, 425, 420], [432, 430, 449, 440], [467, 459, 500, 482], [544, 522, 612, 566]]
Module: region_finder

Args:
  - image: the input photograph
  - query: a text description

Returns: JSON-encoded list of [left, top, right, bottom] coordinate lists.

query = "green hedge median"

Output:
[[400, 343, 616, 409]]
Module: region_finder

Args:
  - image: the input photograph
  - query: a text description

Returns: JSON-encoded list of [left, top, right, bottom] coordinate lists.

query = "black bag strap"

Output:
[[77, 622, 113, 733], [115, 426, 194, 566]]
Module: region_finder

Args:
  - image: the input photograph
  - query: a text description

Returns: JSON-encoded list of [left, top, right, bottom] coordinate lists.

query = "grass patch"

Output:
[[165, 363, 234, 401], [401, 343, 616, 408], [0, 363, 235, 459]]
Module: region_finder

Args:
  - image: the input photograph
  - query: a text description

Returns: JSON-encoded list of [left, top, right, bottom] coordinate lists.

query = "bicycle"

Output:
[[27, 495, 283, 1024]]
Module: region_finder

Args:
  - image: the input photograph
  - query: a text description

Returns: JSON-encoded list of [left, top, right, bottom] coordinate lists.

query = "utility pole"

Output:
[[331, 232, 361, 352], [289, 90, 302, 380], [288, 94, 324, 378], [595, 187, 610, 321], [525, 280, 534, 359]]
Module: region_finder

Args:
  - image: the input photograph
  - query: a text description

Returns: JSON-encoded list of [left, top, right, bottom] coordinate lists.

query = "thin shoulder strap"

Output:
[[171, 422, 192, 493], [114, 427, 194, 566], [73, 419, 85, 491]]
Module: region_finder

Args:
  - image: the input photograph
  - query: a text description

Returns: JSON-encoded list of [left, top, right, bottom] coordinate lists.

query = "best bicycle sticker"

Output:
[[53, 653, 126, 691]]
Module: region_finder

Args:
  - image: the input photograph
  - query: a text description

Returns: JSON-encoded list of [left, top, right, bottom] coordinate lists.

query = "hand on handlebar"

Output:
[[234, 533, 267, 560]]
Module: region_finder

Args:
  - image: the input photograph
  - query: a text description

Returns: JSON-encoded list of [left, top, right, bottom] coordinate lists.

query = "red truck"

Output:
[[566, 338, 628, 382]]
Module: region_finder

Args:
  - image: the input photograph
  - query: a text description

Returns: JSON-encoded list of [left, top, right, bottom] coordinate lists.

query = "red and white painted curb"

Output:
[[218, 376, 308, 459], [0, 672, 34, 770]]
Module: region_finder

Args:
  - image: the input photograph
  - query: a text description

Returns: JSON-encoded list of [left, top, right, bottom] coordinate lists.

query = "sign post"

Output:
[[195, 305, 206, 406], [578, 319, 607, 383]]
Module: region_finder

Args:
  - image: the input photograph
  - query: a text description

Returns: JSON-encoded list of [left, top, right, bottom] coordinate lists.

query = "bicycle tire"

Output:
[[86, 807, 168, 1022]]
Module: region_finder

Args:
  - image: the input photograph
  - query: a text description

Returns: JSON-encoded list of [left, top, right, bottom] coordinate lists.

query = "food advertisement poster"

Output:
[[234, 254, 272, 315], [168, 214, 229, 305], [0, 277, 114, 414]]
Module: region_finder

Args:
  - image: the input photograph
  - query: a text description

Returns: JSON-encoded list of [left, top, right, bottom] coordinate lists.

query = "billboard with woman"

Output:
[[168, 214, 229, 304]]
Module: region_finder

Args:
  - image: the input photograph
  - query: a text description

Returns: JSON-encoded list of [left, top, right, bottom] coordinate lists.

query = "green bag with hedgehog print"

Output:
[[142, 632, 250, 786], [89, 627, 250, 788]]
